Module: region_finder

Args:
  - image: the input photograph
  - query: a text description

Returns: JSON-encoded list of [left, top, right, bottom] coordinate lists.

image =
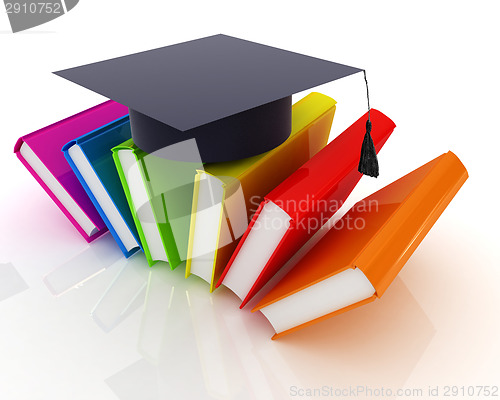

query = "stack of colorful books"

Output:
[[14, 35, 468, 339]]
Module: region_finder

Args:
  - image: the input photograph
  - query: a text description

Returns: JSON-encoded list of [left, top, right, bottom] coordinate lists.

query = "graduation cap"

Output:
[[54, 34, 378, 174]]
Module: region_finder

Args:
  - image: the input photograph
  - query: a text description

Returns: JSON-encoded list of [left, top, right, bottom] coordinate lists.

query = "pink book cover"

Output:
[[14, 100, 129, 242]]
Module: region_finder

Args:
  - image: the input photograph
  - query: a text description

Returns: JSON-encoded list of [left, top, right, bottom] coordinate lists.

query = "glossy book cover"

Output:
[[14, 100, 129, 242], [253, 151, 468, 339]]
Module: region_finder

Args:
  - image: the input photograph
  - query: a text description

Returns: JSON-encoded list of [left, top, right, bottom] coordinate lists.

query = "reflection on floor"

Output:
[[2, 174, 498, 399], [22, 229, 438, 400], [272, 277, 435, 389], [0, 262, 29, 302], [91, 252, 149, 333], [95, 257, 435, 399], [43, 234, 123, 297]]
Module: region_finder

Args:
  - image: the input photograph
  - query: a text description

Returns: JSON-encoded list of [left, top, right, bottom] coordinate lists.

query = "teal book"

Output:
[[63, 116, 141, 257]]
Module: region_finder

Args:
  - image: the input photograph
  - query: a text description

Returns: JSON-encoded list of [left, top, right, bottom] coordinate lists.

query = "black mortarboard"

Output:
[[54, 34, 365, 164]]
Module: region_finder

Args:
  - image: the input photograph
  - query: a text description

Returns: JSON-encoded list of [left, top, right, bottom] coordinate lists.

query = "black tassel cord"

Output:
[[357, 70, 379, 178]]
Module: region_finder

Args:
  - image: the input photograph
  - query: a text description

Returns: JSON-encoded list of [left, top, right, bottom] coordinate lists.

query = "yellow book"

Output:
[[186, 92, 337, 291]]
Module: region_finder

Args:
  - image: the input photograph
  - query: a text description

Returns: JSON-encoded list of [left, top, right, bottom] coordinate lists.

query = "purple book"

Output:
[[14, 101, 129, 242]]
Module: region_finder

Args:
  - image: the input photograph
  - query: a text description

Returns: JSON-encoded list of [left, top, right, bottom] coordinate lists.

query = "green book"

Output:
[[112, 140, 202, 269]]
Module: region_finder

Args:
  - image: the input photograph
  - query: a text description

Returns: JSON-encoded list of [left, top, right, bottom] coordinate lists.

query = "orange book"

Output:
[[253, 151, 468, 339]]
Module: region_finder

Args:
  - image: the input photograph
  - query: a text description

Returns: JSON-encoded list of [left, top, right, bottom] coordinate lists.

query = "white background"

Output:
[[1, 1, 499, 399]]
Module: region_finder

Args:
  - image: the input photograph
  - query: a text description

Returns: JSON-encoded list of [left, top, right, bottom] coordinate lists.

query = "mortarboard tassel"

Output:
[[358, 70, 379, 178]]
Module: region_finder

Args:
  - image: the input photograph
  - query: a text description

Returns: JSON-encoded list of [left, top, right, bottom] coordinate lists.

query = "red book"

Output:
[[216, 110, 396, 307]]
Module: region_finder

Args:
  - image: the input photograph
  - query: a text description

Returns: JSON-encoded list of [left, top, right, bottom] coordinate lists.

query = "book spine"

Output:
[[185, 171, 203, 277], [210, 181, 230, 292], [140, 159, 182, 269]]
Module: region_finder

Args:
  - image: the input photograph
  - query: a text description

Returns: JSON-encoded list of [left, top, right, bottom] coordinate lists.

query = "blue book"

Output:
[[62, 116, 141, 257]]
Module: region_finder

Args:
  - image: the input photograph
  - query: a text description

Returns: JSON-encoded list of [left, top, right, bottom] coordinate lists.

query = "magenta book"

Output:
[[14, 100, 129, 242]]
